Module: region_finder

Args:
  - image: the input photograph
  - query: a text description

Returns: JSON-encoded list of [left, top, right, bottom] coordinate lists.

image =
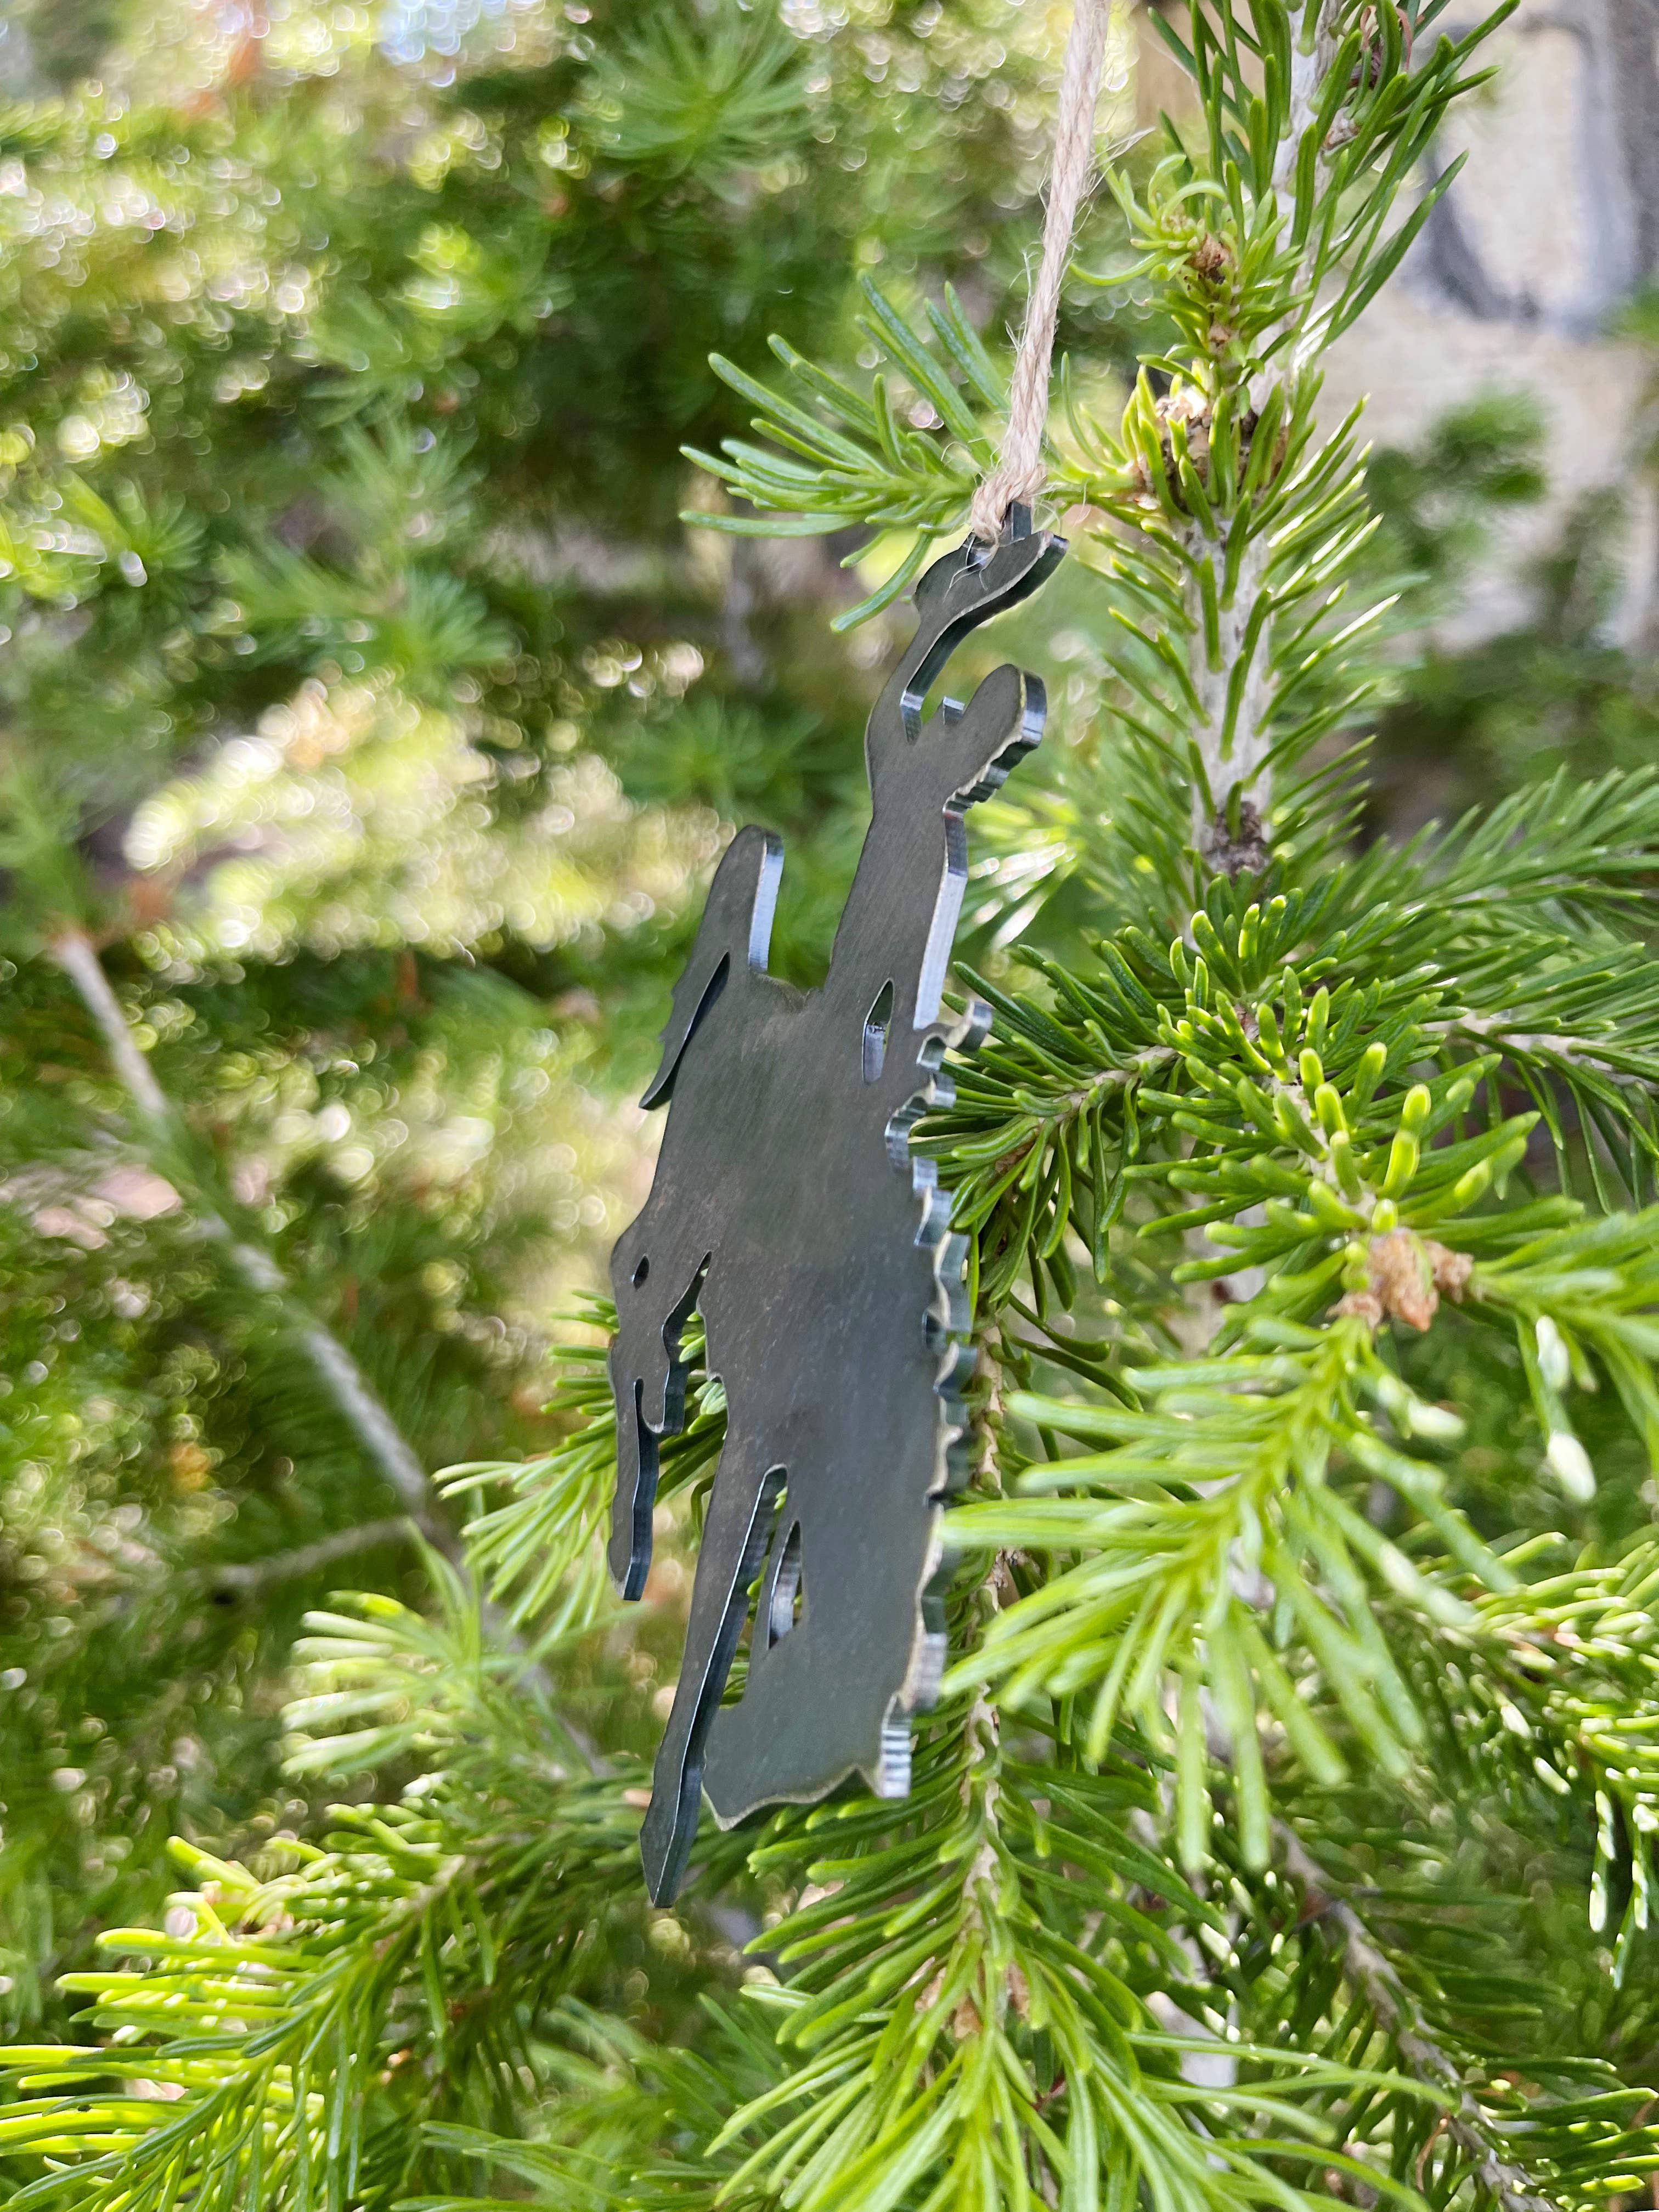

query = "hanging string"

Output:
[[968, 0, 1111, 543]]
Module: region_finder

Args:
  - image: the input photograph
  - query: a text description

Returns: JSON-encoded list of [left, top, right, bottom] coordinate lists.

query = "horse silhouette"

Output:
[[609, 517, 1064, 1903]]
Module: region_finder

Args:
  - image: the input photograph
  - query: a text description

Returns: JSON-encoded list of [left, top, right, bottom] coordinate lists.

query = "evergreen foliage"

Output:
[[0, 2, 1657, 2210]]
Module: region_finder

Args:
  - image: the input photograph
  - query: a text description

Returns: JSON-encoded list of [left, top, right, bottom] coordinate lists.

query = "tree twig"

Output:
[[1191, 0, 1341, 866], [186, 1516, 419, 1596], [50, 925, 577, 1717], [50, 926, 461, 1564], [1434, 1010, 1643, 1080], [1275, 1820, 1553, 2212]]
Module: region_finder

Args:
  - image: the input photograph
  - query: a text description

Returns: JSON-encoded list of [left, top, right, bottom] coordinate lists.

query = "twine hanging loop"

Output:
[[968, 0, 1111, 543]]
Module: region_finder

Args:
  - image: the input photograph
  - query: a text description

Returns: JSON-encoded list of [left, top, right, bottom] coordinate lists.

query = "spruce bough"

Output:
[[5, 3, 1659, 2208]]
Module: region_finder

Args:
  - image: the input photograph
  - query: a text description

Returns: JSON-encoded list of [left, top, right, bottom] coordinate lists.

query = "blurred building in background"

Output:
[[1329, 0, 1657, 647], [1138, 0, 1659, 647]]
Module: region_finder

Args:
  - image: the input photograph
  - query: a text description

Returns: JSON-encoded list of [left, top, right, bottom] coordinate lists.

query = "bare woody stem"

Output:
[[49, 925, 462, 1566], [53, 925, 582, 1719], [1276, 1821, 1553, 2212], [184, 1515, 419, 1595]]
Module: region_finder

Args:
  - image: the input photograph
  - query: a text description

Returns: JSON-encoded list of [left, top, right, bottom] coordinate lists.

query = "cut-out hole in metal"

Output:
[[724, 1472, 789, 1697], [766, 1520, 804, 1648], [862, 980, 894, 1084]]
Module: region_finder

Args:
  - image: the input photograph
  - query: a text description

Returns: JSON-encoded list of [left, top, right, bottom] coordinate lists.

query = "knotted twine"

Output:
[[968, 0, 1111, 543]]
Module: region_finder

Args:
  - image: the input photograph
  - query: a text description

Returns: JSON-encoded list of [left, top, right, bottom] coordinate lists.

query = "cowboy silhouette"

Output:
[[609, 516, 1064, 1902]]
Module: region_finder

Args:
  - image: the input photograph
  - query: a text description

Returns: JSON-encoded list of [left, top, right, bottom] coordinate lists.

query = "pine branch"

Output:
[[48, 924, 462, 1562], [1274, 1822, 1553, 2212], [0, 1785, 641, 2211], [49, 926, 579, 1716], [182, 1515, 417, 1596], [708, 1564, 1436, 2212], [1453, 1547, 1659, 1976], [1107, 0, 1513, 870], [930, 880, 1659, 1873], [1435, 1013, 1654, 1076], [949, 1313, 1496, 1860], [0, 1527, 637, 2205]]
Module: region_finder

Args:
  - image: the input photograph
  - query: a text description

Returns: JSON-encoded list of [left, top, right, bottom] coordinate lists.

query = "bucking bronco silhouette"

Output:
[[610, 516, 1065, 1902]]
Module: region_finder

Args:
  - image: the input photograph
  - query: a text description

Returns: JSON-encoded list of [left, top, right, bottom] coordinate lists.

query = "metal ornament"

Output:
[[609, 513, 1065, 1903]]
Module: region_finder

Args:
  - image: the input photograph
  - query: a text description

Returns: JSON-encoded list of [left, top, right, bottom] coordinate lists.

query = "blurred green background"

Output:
[[0, 0, 1650, 2033]]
